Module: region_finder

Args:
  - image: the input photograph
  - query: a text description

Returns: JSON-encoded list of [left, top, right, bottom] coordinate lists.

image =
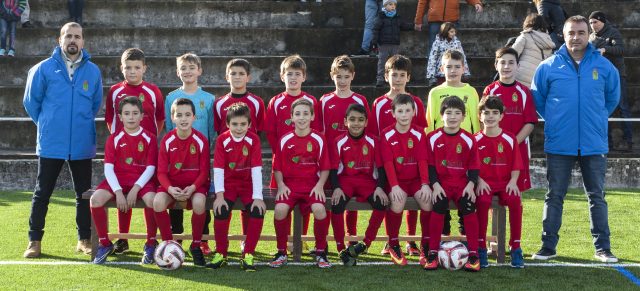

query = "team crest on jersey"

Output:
[[125, 157, 133, 165], [441, 160, 448, 166], [307, 142, 313, 152], [200, 100, 205, 109], [592, 69, 599, 80], [408, 138, 414, 149], [285, 119, 292, 126], [332, 123, 339, 130], [229, 162, 236, 169], [463, 96, 468, 103], [138, 93, 145, 102], [291, 156, 300, 163], [348, 161, 355, 168], [456, 143, 462, 154], [242, 145, 249, 156], [175, 163, 182, 169], [138, 141, 144, 152], [362, 144, 369, 155], [483, 157, 491, 164], [190, 144, 196, 154], [83, 80, 89, 91], [512, 92, 518, 102], [396, 157, 404, 164], [498, 143, 504, 153]]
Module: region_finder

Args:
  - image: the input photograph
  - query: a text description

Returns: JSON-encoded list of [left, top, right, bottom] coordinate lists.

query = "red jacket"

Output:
[[414, 0, 482, 25]]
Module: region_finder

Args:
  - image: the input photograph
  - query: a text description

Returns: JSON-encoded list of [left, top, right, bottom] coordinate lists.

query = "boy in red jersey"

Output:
[[208, 102, 265, 272], [379, 94, 432, 266], [265, 55, 321, 252], [474, 96, 525, 268], [90, 96, 158, 265], [371, 55, 426, 256], [213, 58, 266, 253], [153, 98, 210, 267], [329, 104, 389, 266], [269, 99, 332, 269], [483, 47, 537, 192], [104, 48, 165, 254], [320, 55, 373, 249], [424, 96, 482, 272]]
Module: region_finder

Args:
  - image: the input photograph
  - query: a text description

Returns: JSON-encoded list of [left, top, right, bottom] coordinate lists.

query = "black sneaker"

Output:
[[339, 249, 356, 266], [348, 242, 368, 258], [113, 239, 129, 255], [22, 21, 34, 28], [594, 249, 618, 263], [531, 247, 557, 260], [190, 244, 206, 266], [351, 49, 371, 57]]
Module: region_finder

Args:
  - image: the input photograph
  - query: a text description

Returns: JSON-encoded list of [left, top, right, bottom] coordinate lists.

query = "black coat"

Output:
[[589, 23, 626, 77], [372, 11, 414, 46]]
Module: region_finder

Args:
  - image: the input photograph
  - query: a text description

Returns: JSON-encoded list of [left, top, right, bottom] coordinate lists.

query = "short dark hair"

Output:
[[171, 98, 196, 116], [385, 55, 412, 76], [523, 13, 547, 32], [442, 49, 464, 62], [226, 58, 251, 75], [118, 96, 144, 114], [177, 53, 202, 69], [438, 22, 456, 40], [330, 55, 355, 76], [440, 96, 466, 115], [291, 98, 314, 115], [345, 103, 367, 118], [121, 48, 146, 65], [391, 94, 415, 111], [478, 95, 504, 114], [281, 54, 306, 76], [564, 15, 589, 29], [225, 102, 252, 124], [495, 47, 520, 64]]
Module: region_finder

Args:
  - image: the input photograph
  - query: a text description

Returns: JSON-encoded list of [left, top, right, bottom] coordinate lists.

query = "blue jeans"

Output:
[[0, 19, 17, 50], [68, 0, 84, 23], [542, 154, 611, 251], [360, 0, 379, 51]]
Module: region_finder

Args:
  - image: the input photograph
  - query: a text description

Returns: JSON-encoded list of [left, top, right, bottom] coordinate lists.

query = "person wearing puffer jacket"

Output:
[[0, 0, 27, 56], [512, 13, 555, 88]]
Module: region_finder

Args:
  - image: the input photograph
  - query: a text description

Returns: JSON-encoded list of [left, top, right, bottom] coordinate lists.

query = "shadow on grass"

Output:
[[524, 189, 637, 202], [38, 253, 92, 263], [0, 190, 81, 208]]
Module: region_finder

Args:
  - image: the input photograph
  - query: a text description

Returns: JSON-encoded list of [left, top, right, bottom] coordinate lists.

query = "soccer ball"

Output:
[[438, 241, 469, 270], [154, 240, 185, 270]]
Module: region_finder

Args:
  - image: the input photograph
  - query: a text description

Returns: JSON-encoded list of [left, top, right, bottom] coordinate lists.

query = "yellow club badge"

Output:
[[408, 138, 414, 149], [307, 142, 313, 152], [137, 141, 144, 152], [498, 143, 504, 153], [456, 143, 462, 154], [125, 157, 133, 164], [592, 69, 599, 80], [83, 80, 89, 91], [138, 93, 145, 102], [512, 92, 518, 102], [200, 100, 205, 109], [242, 145, 249, 156], [190, 144, 196, 155], [362, 144, 369, 155]]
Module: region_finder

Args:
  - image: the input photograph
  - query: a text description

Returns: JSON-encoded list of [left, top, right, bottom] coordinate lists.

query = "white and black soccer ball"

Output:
[[438, 241, 469, 270], [154, 240, 185, 270]]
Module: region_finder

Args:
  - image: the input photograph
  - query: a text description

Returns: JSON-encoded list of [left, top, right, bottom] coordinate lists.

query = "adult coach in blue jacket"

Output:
[[22, 22, 103, 258], [531, 15, 620, 263]]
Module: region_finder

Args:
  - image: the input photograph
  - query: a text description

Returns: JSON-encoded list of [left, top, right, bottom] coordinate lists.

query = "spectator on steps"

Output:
[[21, 0, 32, 28], [372, 0, 415, 87], [511, 13, 555, 88], [354, 0, 381, 56], [533, 0, 566, 49], [0, 0, 27, 57], [414, 0, 482, 55], [425, 22, 470, 87], [68, 0, 83, 25]]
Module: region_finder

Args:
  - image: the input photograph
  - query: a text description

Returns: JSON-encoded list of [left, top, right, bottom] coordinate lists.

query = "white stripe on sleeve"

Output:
[[104, 163, 122, 192], [134, 166, 156, 188], [252, 166, 263, 200], [213, 168, 225, 193]]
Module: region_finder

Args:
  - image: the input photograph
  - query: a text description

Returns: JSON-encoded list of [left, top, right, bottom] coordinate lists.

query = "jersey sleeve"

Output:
[[369, 99, 381, 137], [318, 136, 331, 171], [329, 137, 340, 170], [164, 93, 175, 133], [104, 135, 115, 164], [255, 97, 266, 132], [213, 98, 222, 133], [146, 135, 158, 167], [469, 90, 481, 134], [105, 87, 115, 132], [154, 86, 166, 133], [265, 97, 278, 148], [311, 98, 323, 132], [511, 137, 524, 171], [413, 96, 427, 129], [251, 135, 263, 167], [193, 137, 211, 189], [417, 134, 430, 184], [523, 87, 539, 124], [425, 92, 436, 133], [212, 135, 225, 170], [467, 139, 481, 171], [272, 138, 283, 172], [157, 136, 171, 190]]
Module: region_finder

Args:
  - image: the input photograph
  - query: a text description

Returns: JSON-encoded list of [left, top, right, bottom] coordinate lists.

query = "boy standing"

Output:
[[424, 96, 481, 272], [153, 98, 210, 267], [371, 54, 426, 256], [90, 96, 158, 265], [474, 96, 525, 268], [105, 48, 165, 254], [269, 99, 332, 269], [164, 53, 215, 255], [208, 103, 265, 272], [483, 47, 537, 192], [372, 0, 415, 87]]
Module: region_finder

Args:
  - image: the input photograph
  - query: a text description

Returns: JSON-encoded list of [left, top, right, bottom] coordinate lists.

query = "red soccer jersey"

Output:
[[427, 128, 480, 187], [482, 81, 538, 137], [474, 131, 524, 191], [331, 133, 382, 181], [213, 130, 262, 184], [104, 128, 158, 185], [265, 91, 322, 148], [319, 92, 375, 144], [158, 129, 210, 190], [273, 129, 331, 193], [106, 81, 165, 135], [213, 92, 265, 135], [370, 94, 427, 137], [379, 125, 429, 185]]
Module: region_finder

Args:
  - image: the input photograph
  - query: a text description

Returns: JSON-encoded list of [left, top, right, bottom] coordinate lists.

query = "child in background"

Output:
[[372, 0, 415, 87], [425, 22, 470, 86], [0, 0, 27, 56]]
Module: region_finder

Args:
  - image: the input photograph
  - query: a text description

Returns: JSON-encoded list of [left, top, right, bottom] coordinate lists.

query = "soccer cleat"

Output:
[[141, 242, 156, 264], [339, 249, 356, 266], [269, 252, 288, 268], [463, 254, 481, 272], [405, 242, 420, 256], [205, 253, 228, 269], [510, 248, 525, 268], [23, 241, 41, 258], [594, 249, 618, 263], [93, 244, 114, 264], [380, 242, 390, 255], [303, 241, 316, 255], [240, 253, 256, 272], [315, 251, 332, 269], [478, 248, 489, 268], [389, 244, 407, 266], [531, 247, 557, 260], [76, 239, 92, 255], [419, 244, 428, 266], [113, 239, 129, 255], [200, 241, 212, 256], [423, 251, 438, 270], [190, 244, 206, 267], [347, 242, 368, 258]]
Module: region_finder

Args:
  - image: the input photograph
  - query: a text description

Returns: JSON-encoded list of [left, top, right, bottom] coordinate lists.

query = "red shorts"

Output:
[[96, 180, 155, 200], [276, 191, 325, 210], [386, 179, 422, 197], [222, 183, 253, 206], [477, 190, 522, 207], [157, 183, 208, 210], [339, 177, 376, 203], [441, 183, 466, 204]]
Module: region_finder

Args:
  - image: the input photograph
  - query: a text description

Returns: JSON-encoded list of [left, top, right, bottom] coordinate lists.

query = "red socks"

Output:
[[117, 209, 132, 235], [406, 210, 418, 236], [243, 217, 264, 255], [214, 217, 231, 256], [154, 210, 173, 241], [461, 212, 479, 253], [302, 211, 311, 236], [314, 214, 330, 253], [420, 210, 431, 247], [274, 216, 290, 253], [191, 212, 206, 244], [363, 209, 385, 247], [385, 210, 403, 247], [428, 212, 445, 251], [143, 207, 157, 246], [331, 212, 346, 252], [346, 210, 358, 237], [90, 206, 110, 247]]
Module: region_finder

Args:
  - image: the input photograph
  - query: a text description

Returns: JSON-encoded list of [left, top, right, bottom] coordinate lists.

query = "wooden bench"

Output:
[[83, 189, 506, 263]]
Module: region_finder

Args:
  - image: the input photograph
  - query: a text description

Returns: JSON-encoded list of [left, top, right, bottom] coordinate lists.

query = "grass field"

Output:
[[1, 189, 639, 290]]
